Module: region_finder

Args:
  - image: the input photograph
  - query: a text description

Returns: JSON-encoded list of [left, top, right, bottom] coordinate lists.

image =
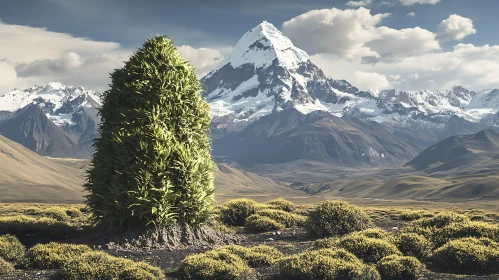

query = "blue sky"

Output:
[[1, 0, 499, 92]]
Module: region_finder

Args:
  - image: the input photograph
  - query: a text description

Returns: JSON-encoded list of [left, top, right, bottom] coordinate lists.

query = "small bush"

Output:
[[395, 233, 433, 260], [265, 198, 296, 212], [430, 237, 499, 274], [306, 200, 372, 238], [27, 242, 92, 269], [336, 234, 401, 264], [23, 207, 70, 222], [315, 237, 340, 249], [376, 255, 426, 280], [412, 211, 468, 229], [220, 245, 283, 267], [0, 257, 14, 276], [0, 234, 25, 263], [431, 221, 499, 246], [350, 228, 395, 242], [255, 209, 305, 228], [177, 249, 253, 280], [278, 248, 380, 280], [61, 251, 165, 280], [244, 215, 285, 233], [0, 215, 74, 236], [399, 210, 434, 221], [220, 199, 258, 226]]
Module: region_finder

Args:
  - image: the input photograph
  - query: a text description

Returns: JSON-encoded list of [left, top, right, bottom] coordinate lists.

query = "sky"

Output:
[[1, 0, 499, 93]]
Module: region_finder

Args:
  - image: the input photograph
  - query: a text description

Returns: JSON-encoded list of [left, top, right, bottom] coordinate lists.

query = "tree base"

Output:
[[92, 222, 244, 251]]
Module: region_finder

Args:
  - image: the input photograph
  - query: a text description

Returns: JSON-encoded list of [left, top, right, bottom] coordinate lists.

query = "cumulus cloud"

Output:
[[282, 8, 389, 59], [407, 12, 416, 17], [350, 71, 391, 90], [282, 8, 439, 61], [345, 0, 373, 7], [0, 20, 230, 93], [399, 0, 441, 5], [310, 43, 499, 91], [177, 45, 231, 77], [437, 14, 476, 42]]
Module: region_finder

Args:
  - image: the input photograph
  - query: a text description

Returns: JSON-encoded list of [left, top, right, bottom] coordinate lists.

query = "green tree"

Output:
[[84, 35, 215, 230]]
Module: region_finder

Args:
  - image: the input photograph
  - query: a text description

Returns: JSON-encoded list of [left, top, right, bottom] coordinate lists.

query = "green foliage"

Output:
[[278, 248, 380, 280], [177, 249, 253, 280], [265, 198, 296, 212], [0, 257, 14, 276], [408, 216, 499, 246], [411, 211, 469, 229], [23, 207, 70, 222], [220, 199, 258, 226], [335, 234, 402, 264], [27, 242, 92, 269], [244, 215, 285, 233], [306, 200, 372, 238], [0, 215, 74, 237], [395, 233, 433, 260], [376, 255, 426, 280], [221, 245, 284, 267], [430, 237, 499, 274], [85, 35, 215, 230], [398, 210, 434, 221], [350, 228, 395, 242], [61, 251, 165, 280], [255, 209, 305, 228], [0, 234, 25, 263]]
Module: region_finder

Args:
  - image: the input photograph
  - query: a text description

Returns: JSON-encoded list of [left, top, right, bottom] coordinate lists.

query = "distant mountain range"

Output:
[[0, 82, 100, 158], [0, 22, 498, 171]]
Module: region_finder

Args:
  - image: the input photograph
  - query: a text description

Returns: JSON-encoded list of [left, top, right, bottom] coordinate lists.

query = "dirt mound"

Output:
[[90, 223, 245, 251]]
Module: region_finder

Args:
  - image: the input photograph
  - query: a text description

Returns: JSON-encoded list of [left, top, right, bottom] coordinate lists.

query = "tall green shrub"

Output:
[[84, 35, 215, 230]]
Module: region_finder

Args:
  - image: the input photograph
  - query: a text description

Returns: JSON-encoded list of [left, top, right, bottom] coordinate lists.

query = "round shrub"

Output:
[[255, 209, 306, 228], [220, 199, 258, 226], [430, 237, 499, 274], [265, 198, 296, 212], [306, 200, 372, 238], [0, 234, 25, 263], [350, 228, 395, 242], [61, 251, 165, 280], [431, 221, 499, 247], [399, 210, 434, 221], [315, 237, 340, 249], [244, 215, 285, 233], [177, 250, 253, 280], [336, 235, 402, 264], [412, 211, 468, 229], [376, 255, 426, 280], [395, 233, 433, 260], [279, 249, 380, 280], [221, 245, 284, 267], [0, 257, 14, 276], [27, 242, 92, 269]]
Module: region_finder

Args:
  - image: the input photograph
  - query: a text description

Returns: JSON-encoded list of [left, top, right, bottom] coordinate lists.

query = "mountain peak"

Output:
[[223, 21, 309, 70]]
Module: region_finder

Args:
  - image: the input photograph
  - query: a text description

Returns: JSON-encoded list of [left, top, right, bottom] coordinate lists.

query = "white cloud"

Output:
[[407, 12, 416, 17], [282, 8, 390, 59], [351, 71, 391, 90], [282, 8, 439, 61], [345, 0, 373, 7], [177, 45, 231, 77], [0, 20, 230, 93], [399, 0, 441, 5], [437, 14, 476, 42], [310, 43, 499, 91]]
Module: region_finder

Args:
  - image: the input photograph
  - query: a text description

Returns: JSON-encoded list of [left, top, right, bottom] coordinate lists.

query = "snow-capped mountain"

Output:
[[202, 22, 499, 131], [0, 82, 101, 126], [0, 82, 101, 158]]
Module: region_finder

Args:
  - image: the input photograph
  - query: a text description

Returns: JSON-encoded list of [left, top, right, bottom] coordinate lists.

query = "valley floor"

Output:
[[1, 202, 499, 279]]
